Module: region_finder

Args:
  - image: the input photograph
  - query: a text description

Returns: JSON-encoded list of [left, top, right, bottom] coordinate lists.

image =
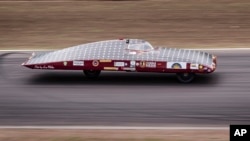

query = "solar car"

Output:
[[22, 39, 217, 83]]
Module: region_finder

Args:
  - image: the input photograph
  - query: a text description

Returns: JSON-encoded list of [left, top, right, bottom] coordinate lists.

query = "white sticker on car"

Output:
[[73, 60, 84, 66], [131, 61, 136, 67], [167, 62, 187, 69], [114, 62, 125, 67], [146, 62, 156, 68], [190, 63, 199, 69]]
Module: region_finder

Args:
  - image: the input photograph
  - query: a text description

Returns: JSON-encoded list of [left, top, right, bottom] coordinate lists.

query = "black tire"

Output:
[[83, 70, 101, 78], [176, 73, 195, 83]]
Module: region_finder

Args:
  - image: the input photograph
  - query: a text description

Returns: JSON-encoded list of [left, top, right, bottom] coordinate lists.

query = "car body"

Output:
[[22, 39, 217, 83]]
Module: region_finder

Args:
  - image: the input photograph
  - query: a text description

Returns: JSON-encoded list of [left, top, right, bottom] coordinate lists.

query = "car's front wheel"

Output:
[[176, 73, 195, 83], [83, 70, 101, 78]]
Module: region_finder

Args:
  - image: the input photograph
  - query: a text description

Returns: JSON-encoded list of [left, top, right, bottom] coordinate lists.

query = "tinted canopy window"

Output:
[[127, 42, 153, 51]]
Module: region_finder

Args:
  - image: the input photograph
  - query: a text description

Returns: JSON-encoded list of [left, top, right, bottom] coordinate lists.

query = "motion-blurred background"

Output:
[[1, 0, 250, 49]]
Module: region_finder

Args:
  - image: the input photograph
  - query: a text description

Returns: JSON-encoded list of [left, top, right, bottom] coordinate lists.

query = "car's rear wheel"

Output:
[[176, 73, 195, 83], [83, 70, 101, 78]]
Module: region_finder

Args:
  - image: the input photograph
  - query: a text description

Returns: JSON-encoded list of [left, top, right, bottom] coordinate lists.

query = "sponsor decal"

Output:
[[167, 62, 187, 69], [104, 67, 118, 70], [191, 64, 196, 67], [63, 61, 67, 66], [172, 63, 181, 69], [146, 62, 156, 68], [123, 68, 136, 71], [198, 64, 204, 72], [100, 59, 112, 62], [139, 61, 146, 68], [48, 65, 55, 69], [131, 61, 136, 67], [73, 60, 84, 66], [114, 62, 125, 67], [92, 60, 99, 67], [199, 64, 203, 70], [34, 65, 54, 69], [190, 63, 198, 69]]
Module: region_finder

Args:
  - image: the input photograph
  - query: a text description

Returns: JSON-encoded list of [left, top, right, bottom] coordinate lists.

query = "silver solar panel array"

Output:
[[26, 39, 213, 66]]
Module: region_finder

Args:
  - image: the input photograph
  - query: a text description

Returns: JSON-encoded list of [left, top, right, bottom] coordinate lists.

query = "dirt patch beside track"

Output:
[[0, 0, 250, 49], [0, 129, 228, 141]]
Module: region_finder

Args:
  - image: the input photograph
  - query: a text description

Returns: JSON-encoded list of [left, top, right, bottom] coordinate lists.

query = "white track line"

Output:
[[0, 48, 250, 52], [0, 126, 228, 130]]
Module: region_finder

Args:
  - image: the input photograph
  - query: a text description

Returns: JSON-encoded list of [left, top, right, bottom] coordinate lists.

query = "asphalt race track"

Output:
[[0, 50, 250, 126]]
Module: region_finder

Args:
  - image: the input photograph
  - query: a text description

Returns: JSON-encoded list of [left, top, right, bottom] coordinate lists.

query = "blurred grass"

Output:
[[0, 129, 228, 141], [0, 0, 250, 49]]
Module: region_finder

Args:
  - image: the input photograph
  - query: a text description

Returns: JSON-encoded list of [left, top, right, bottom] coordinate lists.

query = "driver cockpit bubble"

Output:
[[127, 41, 154, 51]]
